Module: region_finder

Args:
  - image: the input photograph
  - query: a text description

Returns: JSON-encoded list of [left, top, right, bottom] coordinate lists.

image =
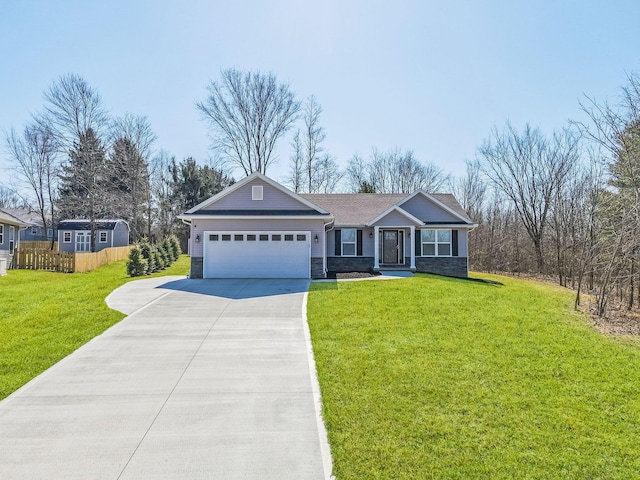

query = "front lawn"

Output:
[[0, 255, 189, 400], [308, 274, 640, 479]]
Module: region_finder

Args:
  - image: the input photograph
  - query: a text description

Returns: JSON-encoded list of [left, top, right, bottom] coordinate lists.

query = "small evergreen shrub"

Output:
[[126, 246, 147, 277], [154, 248, 166, 270], [139, 239, 156, 274], [161, 239, 174, 264], [169, 236, 182, 260]]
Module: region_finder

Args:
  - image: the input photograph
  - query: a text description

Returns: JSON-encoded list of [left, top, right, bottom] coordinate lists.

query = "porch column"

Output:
[[410, 225, 416, 270], [373, 226, 380, 270]]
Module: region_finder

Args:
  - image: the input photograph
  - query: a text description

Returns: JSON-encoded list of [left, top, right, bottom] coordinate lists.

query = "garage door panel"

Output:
[[204, 231, 311, 279]]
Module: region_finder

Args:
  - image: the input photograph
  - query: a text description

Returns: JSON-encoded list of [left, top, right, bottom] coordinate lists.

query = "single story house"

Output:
[[57, 219, 130, 253], [0, 208, 55, 242], [179, 172, 476, 279], [0, 209, 28, 271]]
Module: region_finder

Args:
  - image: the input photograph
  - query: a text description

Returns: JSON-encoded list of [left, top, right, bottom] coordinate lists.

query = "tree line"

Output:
[[5, 67, 640, 320], [459, 71, 640, 318], [3, 69, 449, 252], [3, 73, 235, 251]]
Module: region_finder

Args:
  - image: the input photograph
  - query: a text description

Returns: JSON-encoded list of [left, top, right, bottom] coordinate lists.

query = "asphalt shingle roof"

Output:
[[300, 193, 472, 225]]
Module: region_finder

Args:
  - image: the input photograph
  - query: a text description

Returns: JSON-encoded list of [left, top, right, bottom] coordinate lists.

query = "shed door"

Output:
[[203, 231, 311, 279]]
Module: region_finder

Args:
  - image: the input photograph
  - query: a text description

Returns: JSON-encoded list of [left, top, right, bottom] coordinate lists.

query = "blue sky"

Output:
[[1, 0, 639, 189]]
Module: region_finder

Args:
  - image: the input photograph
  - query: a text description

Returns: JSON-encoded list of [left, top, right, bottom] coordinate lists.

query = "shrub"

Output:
[[126, 246, 147, 277], [139, 239, 156, 274], [161, 238, 174, 264], [154, 248, 166, 270], [169, 236, 182, 260]]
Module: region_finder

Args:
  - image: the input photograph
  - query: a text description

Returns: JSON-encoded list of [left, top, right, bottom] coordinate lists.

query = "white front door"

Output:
[[204, 231, 311, 279], [75, 232, 91, 252]]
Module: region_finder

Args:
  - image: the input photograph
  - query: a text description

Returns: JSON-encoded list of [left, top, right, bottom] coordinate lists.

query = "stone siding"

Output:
[[327, 256, 375, 273], [415, 257, 468, 277], [190, 257, 203, 279], [311, 257, 324, 279]]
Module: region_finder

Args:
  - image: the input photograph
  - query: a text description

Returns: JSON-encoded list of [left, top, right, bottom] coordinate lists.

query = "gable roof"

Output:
[[185, 172, 329, 215], [58, 219, 128, 231], [0, 208, 29, 227], [367, 205, 424, 226], [398, 191, 474, 224], [300, 193, 405, 225]]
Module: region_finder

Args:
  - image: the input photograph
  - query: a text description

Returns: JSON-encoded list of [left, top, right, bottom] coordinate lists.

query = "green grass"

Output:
[[308, 273, 640, 479], [0, 255, 189, 400]]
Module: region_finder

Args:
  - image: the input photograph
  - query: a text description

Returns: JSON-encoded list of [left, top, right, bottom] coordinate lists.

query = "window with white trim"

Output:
[[252, 185, 263, 200], [99, 231, 108, 243], [63, 231, 71, 243], [31, 228, 37, 236], [341, 228, 356, 256], [421, 229, 451, 256], [0, 224, 3, 244]]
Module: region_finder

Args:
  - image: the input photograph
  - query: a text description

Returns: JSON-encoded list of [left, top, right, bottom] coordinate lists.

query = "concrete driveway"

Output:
[[0, 277, 332, 479]]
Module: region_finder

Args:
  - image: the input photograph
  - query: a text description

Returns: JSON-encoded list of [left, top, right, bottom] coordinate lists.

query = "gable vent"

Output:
[[252, 186, 263, 201]]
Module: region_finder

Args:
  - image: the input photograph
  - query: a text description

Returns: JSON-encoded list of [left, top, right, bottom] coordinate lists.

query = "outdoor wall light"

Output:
[[369, 232, 374, 238], [314, 234, 319, 243], [195, 234, 200, 243]]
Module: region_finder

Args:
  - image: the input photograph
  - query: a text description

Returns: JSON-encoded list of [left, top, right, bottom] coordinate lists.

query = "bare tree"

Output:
[[477, 123, 578, 272], [286, 130, 304, 193], [345, 148, 449, 193], [108, 114, 156, 241], [0, 186, 25, 208], [197, 69, 300, 176], [302, 96, 325, 192], [41, 73, 109, 151], [5, 120, 59, 249]]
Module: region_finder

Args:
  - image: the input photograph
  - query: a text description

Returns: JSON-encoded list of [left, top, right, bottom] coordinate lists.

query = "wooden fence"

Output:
[[13, 245, 131, 273], [73, 246, 132, 273], [13, 249, 74, 272], [20, 241, 58, 251]]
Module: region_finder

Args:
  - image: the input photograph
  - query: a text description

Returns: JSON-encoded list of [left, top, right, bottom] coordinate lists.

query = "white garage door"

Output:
[[203, 231, 311, 279]]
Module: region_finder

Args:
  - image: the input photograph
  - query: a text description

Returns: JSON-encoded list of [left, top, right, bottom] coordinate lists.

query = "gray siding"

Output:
[[58, 223, 128, 253], [206, 178, 313, 211], [373, 210, 420, 227], [58, 231, 73, 252], [328, 227, 412, 258], [190, 218, 326, 258], [400, 195, 463, 223], [112, 222, 130, 247], [0, 222, 9, 252]]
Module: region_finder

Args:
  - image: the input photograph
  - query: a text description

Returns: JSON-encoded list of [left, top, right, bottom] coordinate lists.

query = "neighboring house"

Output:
[[0, 208, 55, 241], [57, 220, 130, 253], [0, 209, 28, 269], [179, 172, 476, 279]]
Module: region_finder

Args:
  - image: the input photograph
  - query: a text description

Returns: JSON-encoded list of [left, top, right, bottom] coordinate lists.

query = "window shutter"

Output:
[[335, 230, 341, 256], [452, 230, 459, 256], [356, 230, 363, 256], [415, 229, 422, 256]]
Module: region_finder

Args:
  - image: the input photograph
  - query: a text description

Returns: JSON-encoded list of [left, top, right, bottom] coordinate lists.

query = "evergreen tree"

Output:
[[58, 128, 110, 252], [109, 137, 150, 242], [126, 246, 147, 277]]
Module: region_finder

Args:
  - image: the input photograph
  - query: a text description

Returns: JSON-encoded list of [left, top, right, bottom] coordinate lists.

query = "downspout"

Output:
[[323, 218, 335, 276], [181, 218, 192, 256]]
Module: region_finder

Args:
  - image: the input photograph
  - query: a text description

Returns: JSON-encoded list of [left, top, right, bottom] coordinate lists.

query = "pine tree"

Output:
[[126, 246, 147, 277], [58, 128, 110, 252]]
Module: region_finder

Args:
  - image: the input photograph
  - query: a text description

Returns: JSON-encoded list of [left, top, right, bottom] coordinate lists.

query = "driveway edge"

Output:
[[302, 291, 335, 480]]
